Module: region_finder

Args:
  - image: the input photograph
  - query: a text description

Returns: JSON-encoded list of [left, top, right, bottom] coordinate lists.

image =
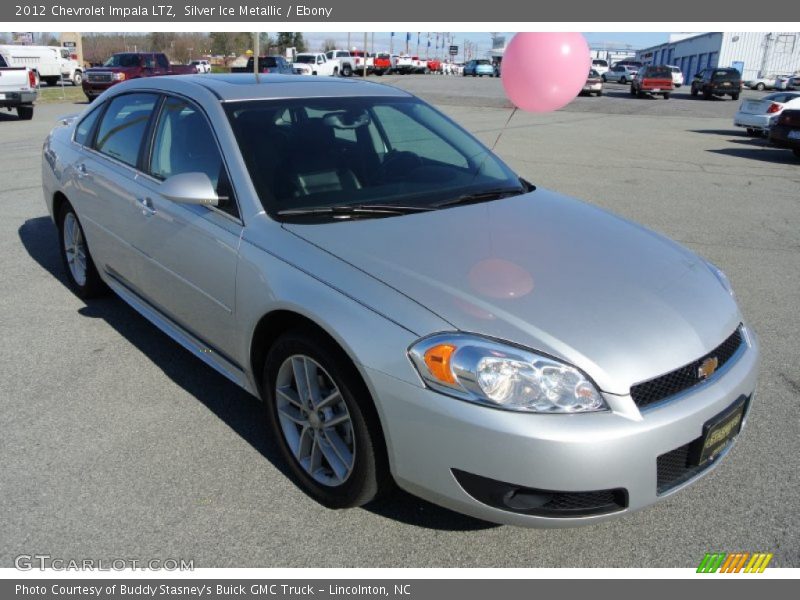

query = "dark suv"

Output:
[[691, 68, 742, 100]]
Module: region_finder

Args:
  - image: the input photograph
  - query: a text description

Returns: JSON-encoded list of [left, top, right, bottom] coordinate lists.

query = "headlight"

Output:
[[408, 334, 607, 413], [112, 73, 126, 81], [705, 260, 735, 299]]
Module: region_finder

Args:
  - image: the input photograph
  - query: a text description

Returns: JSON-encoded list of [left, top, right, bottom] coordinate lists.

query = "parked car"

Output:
[[666, 65, 684, 87], [0, 44, 83, 86], [611, 60, 643, 70], [580, 69, 603, 96], [463, 59, 495, 77], [734, 92, 800, 135], [293, 53, 340, 76], [325, 50, 356, 77], [787, 75, 800, 90], [82, 52, 196, 101], [603, 65, 639, 84], [691, 68, 742, 100], [0, 53, 38, 120], [743, 75, 781, 91], [231, 55, 293, 75], [372, 52, 394, 76], [190, 60, 211, 74], [630, 65, 674, 99], [768, 108, 800, 158], [591, 59, 609, 75], [41, 74, 759, 527]]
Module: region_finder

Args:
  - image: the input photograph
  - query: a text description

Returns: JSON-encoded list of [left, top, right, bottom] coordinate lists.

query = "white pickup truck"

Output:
[[292, 53, 341, 77], [0, 53, 38, 120]]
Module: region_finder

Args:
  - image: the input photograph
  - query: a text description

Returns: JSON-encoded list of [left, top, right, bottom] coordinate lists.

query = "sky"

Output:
[[302, 32, 675, 56]]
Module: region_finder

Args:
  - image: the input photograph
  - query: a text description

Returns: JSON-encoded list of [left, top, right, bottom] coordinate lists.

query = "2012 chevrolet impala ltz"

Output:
[[41, 75, 759, 526]]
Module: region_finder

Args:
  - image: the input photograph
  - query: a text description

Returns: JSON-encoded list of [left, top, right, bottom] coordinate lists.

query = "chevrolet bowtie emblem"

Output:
[[698, 356, 719, 380]]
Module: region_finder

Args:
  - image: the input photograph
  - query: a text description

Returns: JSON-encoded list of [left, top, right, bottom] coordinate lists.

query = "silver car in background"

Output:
[[41, 75, 759, 527]]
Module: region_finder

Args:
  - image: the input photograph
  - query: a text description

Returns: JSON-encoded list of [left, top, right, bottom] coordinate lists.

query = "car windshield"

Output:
[[476, 60, 491, 65], [225, 96, 526, 221], [295, 55, 316, 64], [103, 54, 141, 67]]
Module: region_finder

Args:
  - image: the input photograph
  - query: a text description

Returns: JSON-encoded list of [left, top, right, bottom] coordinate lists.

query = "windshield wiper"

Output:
[[433, 187, 527, 209], [277, 204, 436, 218]]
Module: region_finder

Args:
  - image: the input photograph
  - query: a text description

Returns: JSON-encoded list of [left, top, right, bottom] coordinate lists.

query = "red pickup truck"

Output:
[[630, 65, 675, 99], [82, 52, 195, 101]]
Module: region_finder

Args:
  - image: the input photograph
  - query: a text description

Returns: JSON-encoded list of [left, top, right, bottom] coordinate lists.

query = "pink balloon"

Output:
[[501, 32, 591, 113]]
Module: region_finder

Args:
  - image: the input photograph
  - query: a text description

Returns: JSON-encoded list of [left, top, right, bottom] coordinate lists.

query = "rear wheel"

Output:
[[57, 203, 105, 299], [731, 93, 740, 101], [263, 329, 391, 508], [663, 92, 671, 99], [691, 85, 698, 97], [620, 76, 627, 84], [756, 82, 765, 91], [16, 105, 34, 120], [341, 65, 352, 77], [703, 88, 712, 99]]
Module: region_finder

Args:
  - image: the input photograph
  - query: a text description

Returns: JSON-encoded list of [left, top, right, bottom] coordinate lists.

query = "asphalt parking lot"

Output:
[[1, 76, 798, 568]]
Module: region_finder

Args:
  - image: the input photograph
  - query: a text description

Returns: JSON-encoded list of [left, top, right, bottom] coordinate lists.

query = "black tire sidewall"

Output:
[[262, 331, 387, 508], [57, 203, 104, 299]]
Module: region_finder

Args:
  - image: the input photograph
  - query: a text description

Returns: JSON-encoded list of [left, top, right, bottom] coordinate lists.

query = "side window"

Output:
[[0, 54, 7, 68], [157, 54, 169, 69], [149, 96, 238, 218], [143, 54, 155, 69], [94, 93, 158, 167], [74, 105, 103, 146]]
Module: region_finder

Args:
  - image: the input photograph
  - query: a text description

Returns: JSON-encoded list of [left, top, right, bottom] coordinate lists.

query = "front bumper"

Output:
[[368, 329, 759, 527], [82, 81, 116, 96]]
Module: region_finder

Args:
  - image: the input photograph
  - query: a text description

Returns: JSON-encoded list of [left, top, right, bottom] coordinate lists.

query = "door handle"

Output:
[[137, 197, 156, 217]]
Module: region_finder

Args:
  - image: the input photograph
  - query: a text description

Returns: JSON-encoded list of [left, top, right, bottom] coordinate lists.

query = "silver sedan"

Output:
[[41, 75, 759, 527]]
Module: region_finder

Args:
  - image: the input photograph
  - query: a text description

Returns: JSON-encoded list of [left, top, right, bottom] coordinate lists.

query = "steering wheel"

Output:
[[377, 151, 423, 182]]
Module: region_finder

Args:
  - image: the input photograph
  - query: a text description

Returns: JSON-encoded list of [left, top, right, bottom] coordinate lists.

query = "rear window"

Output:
[[592, 59, 608, 66], [645, 67, 672, 78], [713, 69, 740, 79], [476, 60, 491, 65]]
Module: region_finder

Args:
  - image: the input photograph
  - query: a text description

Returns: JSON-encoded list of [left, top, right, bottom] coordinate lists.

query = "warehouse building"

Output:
[[635, 32, 800, 84]]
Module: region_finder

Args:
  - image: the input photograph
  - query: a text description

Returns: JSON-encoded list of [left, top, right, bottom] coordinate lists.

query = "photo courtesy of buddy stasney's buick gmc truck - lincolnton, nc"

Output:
[[41, 74, 759, 526]]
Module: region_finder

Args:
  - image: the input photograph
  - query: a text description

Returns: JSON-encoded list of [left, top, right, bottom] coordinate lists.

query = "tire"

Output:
[[731, 93, 740, 101], [85, 94, 96, 102], [44, 77, 59, 87], [57, 202, 105, 299], [746, 128, 756, 136], [596, 90, 603, 96], [691, 85, 698, 97], [663, 92, 670, 99], [629, 85, 636, 96], [620, 76, 627, 84], [601, 74, 607, 82], [262, 329, 391, 508], [72, 71, 83, 85], [703, 88, 712, 100], [756, 82, 765, 91], [341, 65, 352, 77], [793, 148, 800, 158], [16, 105, 34, 120]]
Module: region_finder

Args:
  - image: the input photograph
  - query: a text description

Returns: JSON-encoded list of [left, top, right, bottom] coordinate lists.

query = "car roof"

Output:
[[112, 73, 413, 102]]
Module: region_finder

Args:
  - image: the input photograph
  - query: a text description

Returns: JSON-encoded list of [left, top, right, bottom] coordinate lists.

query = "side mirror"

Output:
[[160, 172, 219, 207]]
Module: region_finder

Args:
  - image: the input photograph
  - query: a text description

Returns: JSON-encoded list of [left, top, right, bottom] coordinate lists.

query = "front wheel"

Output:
[[57, 203, 106, 299], [620, 76, 627, 84], [17, 105, 34, 120], [72, 71, 83, 85], [263, 330, 391, 508], [731, 93, 740, 101], [341, 65, 352, 77], [756, 82, 765, 91], [663, 92, 671, 99]]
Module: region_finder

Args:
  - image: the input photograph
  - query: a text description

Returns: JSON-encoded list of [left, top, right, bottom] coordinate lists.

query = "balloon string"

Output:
[[490, 106, 518, 152]]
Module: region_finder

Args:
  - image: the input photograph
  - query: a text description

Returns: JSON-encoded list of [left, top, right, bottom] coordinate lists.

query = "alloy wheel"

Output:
[[63, 212, 87, 287]]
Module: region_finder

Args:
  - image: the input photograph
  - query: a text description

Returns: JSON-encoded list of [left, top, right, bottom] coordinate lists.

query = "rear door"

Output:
[[133, 94, 243, 356]]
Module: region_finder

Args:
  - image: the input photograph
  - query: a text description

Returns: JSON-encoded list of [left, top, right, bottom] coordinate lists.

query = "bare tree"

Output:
[[321, 38, 337, 52]]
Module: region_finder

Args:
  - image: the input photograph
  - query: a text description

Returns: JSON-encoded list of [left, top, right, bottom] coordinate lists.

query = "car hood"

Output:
[[284, 191, 740, 395]]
